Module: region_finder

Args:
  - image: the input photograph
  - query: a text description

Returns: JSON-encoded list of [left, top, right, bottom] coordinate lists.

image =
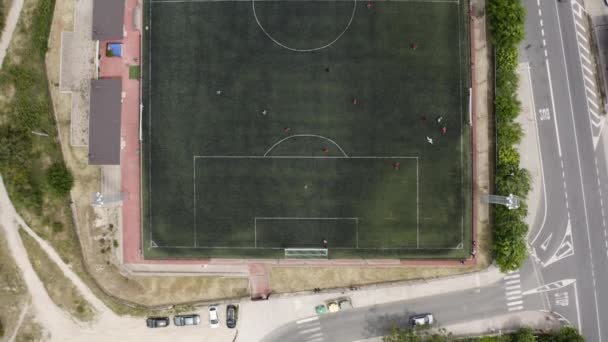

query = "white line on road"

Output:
[[507, 300, 524, 306], [545, 61, 563, 157], [541, 29, 545, 36], [299, 327, 321, 334], [504, 274, 520, 280], [582, 63, 593, 75], [505, 279, 521, 285], [506, 290, 522, 296], [506, 285, 522, 291], [579, 42, 589, 54], [507, 295, 523, 301], [559, 0, 603, 335], [508, 306, 524, 312], [585, 85, 597, 97], [540, 19, 543, 27], [575, 20, 586, 32], [297, 316, 319, 325], [576, 30, 588, 42]]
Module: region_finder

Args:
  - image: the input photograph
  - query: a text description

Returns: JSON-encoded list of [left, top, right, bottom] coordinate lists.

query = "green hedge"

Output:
[[487, 0, 530, 272], [383, 326, 584, 342]]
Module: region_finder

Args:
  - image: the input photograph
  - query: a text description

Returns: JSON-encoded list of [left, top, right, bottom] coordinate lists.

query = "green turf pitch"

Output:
[[142, 0, 471, 259]]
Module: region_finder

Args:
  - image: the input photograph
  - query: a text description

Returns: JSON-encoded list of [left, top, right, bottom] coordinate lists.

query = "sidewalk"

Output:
[[237, 266, 504, 342], [516, 64, 544, 241]]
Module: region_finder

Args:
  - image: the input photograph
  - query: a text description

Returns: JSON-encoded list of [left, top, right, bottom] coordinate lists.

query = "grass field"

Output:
[[142, 0, 471, 259]]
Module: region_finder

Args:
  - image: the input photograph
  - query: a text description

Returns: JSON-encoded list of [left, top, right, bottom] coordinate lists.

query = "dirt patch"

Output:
[[19, 228, 96, 322], [269, 265, 483, 294], [14, 309, 46, 342], [0, 224, 29, 340]]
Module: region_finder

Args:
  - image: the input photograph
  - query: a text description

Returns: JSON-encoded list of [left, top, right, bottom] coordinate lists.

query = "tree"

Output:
[[512, 327, 536, 342], [0, 317, 4, 337], [548, 326, 585, 342], [487, 0, 526, 48], [45, 161, 74, 197]]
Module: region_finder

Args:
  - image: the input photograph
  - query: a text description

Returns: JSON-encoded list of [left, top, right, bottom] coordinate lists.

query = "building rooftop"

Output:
[[89, 79, 122, 165], [92, 0, 125, 41]]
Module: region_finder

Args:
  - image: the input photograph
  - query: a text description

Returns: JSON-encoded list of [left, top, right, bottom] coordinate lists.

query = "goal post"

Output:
[[285, 248, 328, 259]]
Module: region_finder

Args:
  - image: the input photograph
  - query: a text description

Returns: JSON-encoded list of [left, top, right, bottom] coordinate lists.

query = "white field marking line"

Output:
[[263, 134, 349, 157], [457, 0, 464, 248], [560, 1, 603, 337], [252, 0, 356, 53], [154, 244, 461, 250], [194, 155, 419, 159], [508, 306, 524, 312], [526, 64, 549, 245], [254, 217, 362, 249], [417, 158, 420, 248], [149, 3, 154, 245], [193, 157, 197, 246], [152, 0, 460, 2], [507, 300, 524, 306], [297, 317, 319, 325], [546, 61, 563, 157]]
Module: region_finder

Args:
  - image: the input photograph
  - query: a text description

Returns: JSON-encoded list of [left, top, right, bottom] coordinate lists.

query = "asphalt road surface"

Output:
[[520, 0, 608, 341], [261, 283, 510, 342]]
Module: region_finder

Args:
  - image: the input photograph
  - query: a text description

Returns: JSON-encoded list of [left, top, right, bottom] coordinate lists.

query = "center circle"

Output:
[[252, 0, 357, 52]]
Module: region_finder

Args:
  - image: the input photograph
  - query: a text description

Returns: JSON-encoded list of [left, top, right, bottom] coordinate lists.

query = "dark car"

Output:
[[226, 305, 238, 328], [174, 314, 201, 326], [146, 317, 170, 328]]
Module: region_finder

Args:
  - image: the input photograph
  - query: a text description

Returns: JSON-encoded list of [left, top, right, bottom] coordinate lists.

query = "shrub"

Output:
[[113, 239, 119, 248], [45, 162, 74, 197], [0, 318, 4, 337], [52, 221, 63, 233], [488, 0, 530, 272]]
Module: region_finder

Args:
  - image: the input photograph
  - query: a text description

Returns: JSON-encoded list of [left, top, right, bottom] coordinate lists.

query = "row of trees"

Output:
[[383, 326, 584, 342], [486, 0, 530, 272]]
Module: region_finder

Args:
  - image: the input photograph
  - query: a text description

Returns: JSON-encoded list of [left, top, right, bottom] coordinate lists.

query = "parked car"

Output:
[[209, 305, 220, 328], [409, 313, 434, 326], [226, 304, 238, 328], [173, 314, 201, 326], [146, 317, 169, 328]]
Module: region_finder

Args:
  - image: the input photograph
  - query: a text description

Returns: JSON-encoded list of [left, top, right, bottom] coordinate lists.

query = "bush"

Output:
[[113, 239, 119, 248], [45, 162, 74, 197], [488, 0, 530, 272], [0, 318, 4, 337], [52, 221, 63, 233]]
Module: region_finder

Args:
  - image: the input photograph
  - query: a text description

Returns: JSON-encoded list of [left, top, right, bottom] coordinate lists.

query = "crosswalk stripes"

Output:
[[296, 316, 325, 342], [503, 271, 524, 312]]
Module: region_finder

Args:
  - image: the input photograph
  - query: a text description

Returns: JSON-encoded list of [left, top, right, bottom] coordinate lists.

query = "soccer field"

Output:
[[142, 0, 472, 259]]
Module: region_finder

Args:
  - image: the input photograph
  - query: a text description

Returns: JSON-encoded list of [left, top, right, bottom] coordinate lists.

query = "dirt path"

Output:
[[0, 0, 21, 66], [0, 177, 79, 340], [0, 174, 234, 341], [8, 300, 30, 342]]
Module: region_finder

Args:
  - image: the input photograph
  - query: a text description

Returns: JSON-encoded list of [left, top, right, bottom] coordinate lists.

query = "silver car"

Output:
[[173, 314, 201, 326]]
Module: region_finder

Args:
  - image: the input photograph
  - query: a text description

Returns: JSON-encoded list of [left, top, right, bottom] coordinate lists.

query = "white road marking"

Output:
[[545, 61, 563, 157], [504, 274, 520, 280], [508, 306, 524, 312], [506, 285, 522, 291], [507, 300, 524, 306], [297, 316, 319, 325], [507, 295, 523, 301]]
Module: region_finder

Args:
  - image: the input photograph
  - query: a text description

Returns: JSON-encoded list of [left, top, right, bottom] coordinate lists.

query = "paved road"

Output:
[[261, 283, 509, 342], [520, 0, 608, 341]]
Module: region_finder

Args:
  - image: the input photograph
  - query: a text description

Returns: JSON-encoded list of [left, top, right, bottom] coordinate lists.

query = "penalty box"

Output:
[[193, 156, 419, 249]]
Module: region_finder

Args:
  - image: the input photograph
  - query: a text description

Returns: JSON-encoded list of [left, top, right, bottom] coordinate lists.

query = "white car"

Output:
[[208, 306, 220, 328], [409, 313, 434, 326]]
